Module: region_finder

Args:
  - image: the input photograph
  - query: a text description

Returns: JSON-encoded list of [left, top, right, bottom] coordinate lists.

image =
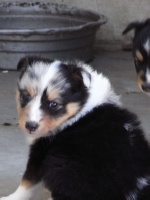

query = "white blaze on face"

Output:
[[28, 95, 43, 123]]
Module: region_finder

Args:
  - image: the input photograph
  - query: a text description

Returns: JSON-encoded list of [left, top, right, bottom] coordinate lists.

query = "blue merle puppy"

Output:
[[1, 56, 150, 200]]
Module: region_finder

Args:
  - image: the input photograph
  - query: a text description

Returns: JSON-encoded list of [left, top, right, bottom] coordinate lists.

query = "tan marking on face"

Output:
[[47, 89, 59, 101], [16, 90, 20, 107], [137, 71, 144, 91], [16, 89, 21, 118], [17, 86, 80, 137], [16, 89, 28, 132], [136, 50, 143, 62], [37, 102, 80, 137], [27, 86, 35, 97], [21, 179, 33, 188], [18, 107, 29, 132]]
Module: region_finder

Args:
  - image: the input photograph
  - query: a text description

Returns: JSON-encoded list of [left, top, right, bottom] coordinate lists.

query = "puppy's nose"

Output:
[[25, 121, 39, 132], [141, 83, 150, 93]]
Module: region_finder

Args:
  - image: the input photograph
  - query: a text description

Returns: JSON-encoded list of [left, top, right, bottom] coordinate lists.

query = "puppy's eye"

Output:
[[20, 91, 31, 107], [49, 101, 58, 109]]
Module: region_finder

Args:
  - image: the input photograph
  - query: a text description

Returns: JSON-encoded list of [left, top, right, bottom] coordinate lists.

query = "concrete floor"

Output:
[[0, 47, 150, 199]]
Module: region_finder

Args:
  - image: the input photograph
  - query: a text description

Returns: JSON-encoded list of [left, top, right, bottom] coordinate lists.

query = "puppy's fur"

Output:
[[1, 56, 150, 200], [123, 19, 150, 95]]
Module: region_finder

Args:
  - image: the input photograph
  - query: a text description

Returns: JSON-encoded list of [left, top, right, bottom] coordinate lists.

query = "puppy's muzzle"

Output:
[[25, 121, 39, 133]]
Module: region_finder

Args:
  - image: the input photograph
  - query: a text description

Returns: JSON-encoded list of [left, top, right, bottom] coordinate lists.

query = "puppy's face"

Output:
[[133, 35, 150, 95], [123, 19, 150, 95], [17, 57, 89, 138]]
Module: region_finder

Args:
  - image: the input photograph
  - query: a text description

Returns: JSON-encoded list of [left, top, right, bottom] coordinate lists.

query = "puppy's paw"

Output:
[[0, 193, 24, 200]]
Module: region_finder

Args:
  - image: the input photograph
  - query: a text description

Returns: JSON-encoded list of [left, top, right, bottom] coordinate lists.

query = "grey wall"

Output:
[[4, 0, 150, 42], [67, 0, 150, 41]]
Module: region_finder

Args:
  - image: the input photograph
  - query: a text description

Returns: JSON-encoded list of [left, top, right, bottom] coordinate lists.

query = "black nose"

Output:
[[25, 121, 39, 132], [141, 83, 150, 93]]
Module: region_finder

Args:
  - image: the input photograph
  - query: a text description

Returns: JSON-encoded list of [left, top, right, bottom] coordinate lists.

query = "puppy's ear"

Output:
[[81, 70, 91, 88], [122, 21, 141, 35], [61, 62, 91, 89], [17, 56, 29, 72]]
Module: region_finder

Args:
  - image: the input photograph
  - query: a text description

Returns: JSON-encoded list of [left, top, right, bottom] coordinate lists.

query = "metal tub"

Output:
[[0, 2, 107, 70]]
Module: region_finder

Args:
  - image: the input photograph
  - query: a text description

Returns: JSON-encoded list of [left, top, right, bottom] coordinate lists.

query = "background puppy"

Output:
[[1, 56, 150, 200], [123, 19, 150, 95]]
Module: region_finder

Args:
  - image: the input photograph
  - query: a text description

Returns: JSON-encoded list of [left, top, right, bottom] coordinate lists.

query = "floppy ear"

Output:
[[81, 70, 91, 88], [17, 56, 29, 71], [70, 65, 91, 89], [122, 21, 141, 35]]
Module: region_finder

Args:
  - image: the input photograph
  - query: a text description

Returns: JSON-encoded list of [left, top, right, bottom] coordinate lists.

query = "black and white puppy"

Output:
[[1, 56, 150, 200], [123, 19, 150, 95]]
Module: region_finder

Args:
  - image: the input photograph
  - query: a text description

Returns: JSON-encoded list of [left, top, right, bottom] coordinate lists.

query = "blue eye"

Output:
[[49, 101, 58, 109]]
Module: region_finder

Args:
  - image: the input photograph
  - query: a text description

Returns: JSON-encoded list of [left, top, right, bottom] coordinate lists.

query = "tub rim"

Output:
[[0, 2, 107, 35]]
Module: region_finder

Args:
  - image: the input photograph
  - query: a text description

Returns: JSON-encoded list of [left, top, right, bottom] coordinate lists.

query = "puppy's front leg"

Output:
[[1, 148, 43, 200], [0, 179, 38, 200]]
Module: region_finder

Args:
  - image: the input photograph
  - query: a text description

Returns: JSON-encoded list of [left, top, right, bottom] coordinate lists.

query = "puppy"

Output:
[[123, 19, 150, 95], [1, 56, 150, 200]]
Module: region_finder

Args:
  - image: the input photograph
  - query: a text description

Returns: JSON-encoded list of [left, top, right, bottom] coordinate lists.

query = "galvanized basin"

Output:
[[0, 2, 107, 70]]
